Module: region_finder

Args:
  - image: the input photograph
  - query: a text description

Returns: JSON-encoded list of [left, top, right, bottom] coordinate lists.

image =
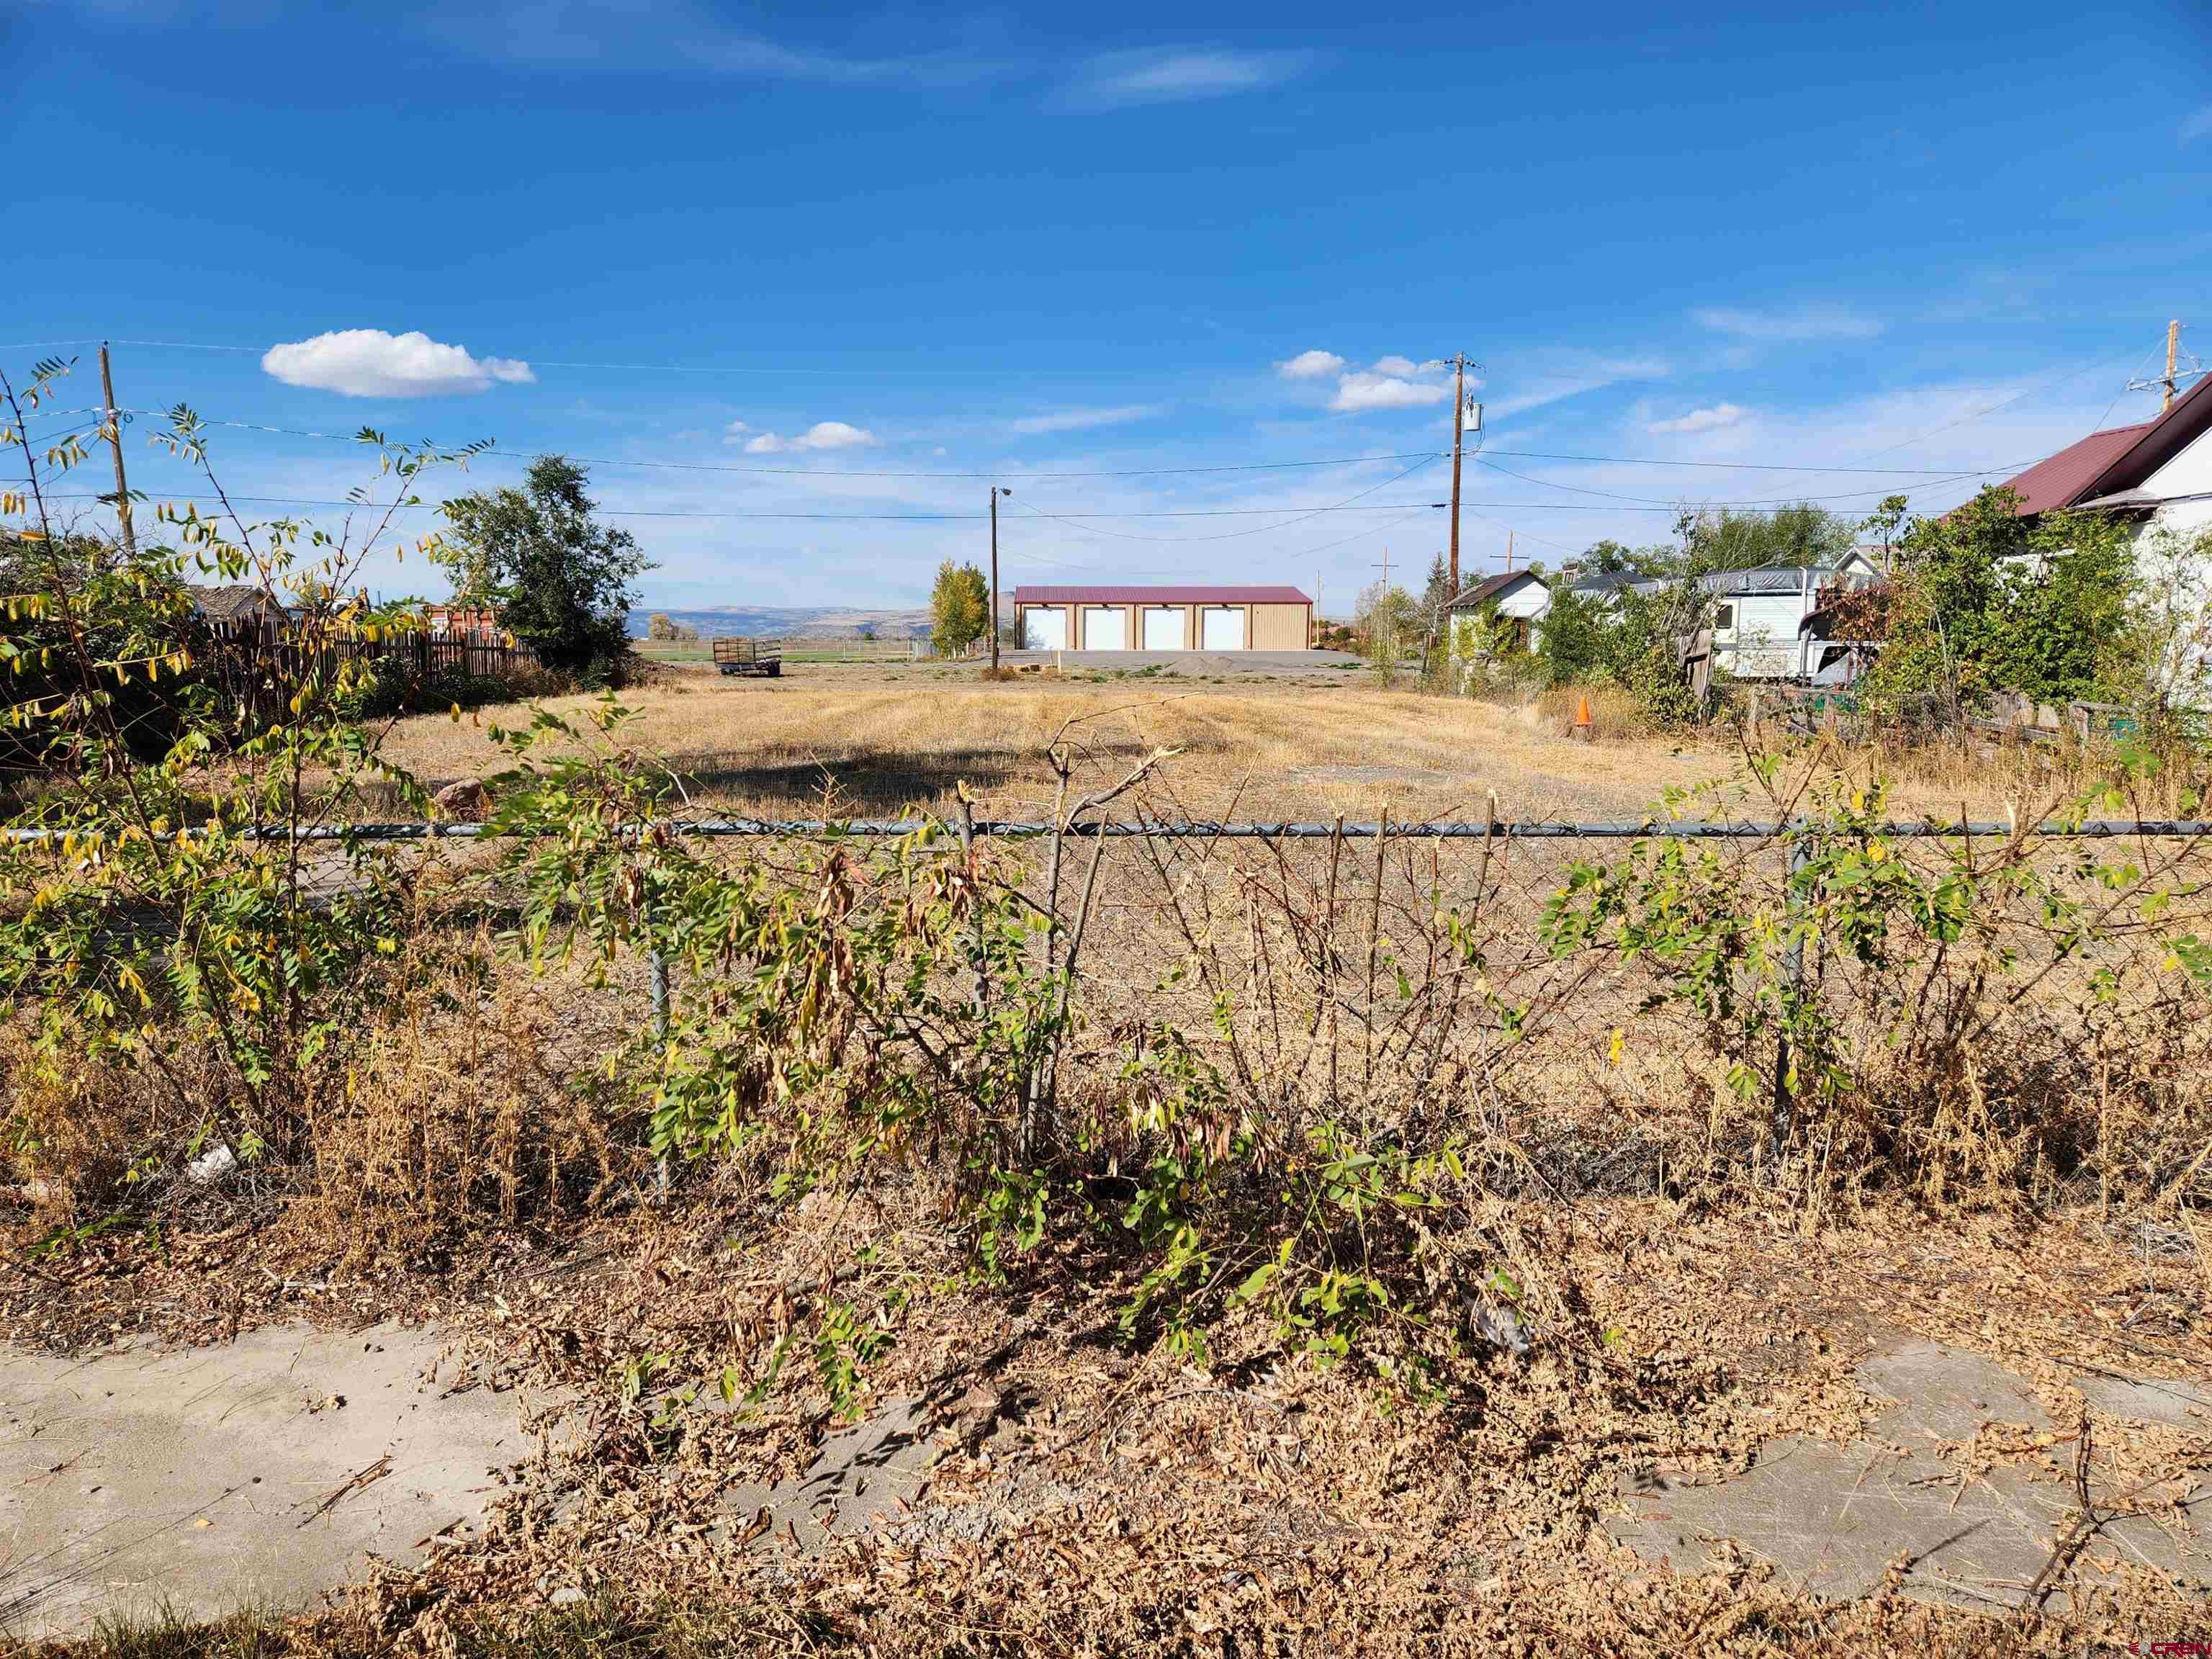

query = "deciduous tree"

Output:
[[437, 456, 652, 683]]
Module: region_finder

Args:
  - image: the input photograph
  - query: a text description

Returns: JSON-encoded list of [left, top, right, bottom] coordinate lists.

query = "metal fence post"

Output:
[[1769, 823, 1813, 1175], [638, 822, 672, 1200]]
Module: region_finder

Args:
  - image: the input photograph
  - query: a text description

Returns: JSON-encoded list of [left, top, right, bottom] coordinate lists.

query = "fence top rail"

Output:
[[9, 818, 2212, 843]]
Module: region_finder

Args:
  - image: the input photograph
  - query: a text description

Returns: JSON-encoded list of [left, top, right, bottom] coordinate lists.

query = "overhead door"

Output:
[[1200, 606, 1245, 650], [1023, 607, 1066, 650], [1081, 606, 1126, 649], [1141, 606, 1184, 649]]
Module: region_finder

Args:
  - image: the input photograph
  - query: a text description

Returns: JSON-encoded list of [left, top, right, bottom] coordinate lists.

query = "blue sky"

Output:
[[9, 0, 2211, 613]]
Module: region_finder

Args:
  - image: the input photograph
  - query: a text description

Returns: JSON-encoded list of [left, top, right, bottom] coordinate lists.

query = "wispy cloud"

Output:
[[1692, 305, 1884, 342], [2183, 104, 2212, 145], [1487, 358, 1666, 420], [742, 420, 877, 454], [261, 328, 533, 397], [1064, 45, 1310, 110], [1004, 405, 1161, 437], [1647, 403, 1745, 436], [426, 0, 1002, 86]]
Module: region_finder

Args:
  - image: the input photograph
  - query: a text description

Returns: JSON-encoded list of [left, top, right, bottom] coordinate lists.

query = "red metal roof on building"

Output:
[[1010, 585, 1312, 605], [1997, 423, 2154, 516], [1997, 369, 2212, 516]]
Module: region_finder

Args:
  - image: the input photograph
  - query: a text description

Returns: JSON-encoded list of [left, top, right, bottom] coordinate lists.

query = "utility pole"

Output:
[[1447, 353, 1465, 596], [2164, 318, 2182, 413], [1506, 531, 1514, 572], [1370, 547, 1393, 661], [99, 343, 136, 558], [989, 485, 1011, 672]]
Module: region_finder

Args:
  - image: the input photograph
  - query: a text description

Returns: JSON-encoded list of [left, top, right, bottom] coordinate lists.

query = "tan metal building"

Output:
[[1010, 585, 1313, 652]]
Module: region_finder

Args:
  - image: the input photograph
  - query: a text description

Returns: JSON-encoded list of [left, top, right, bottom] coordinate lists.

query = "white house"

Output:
[[1700, 553, 1881, 678], [1557, 553, 1881, 679], [1444, 569, 1550, 655], [1991, 366, 2212, 697], [1999, 369, 2212, 541]]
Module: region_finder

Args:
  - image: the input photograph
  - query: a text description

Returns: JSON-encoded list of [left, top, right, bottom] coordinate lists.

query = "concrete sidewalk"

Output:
[[1, 1323, 543, 1640]]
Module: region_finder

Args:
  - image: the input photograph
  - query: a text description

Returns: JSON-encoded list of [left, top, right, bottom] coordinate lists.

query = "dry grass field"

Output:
[[373, 658, 2170, 829], [379, 661, 1802, 824]]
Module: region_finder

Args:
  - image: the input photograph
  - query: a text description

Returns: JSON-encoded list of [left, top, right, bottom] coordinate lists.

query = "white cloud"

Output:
[[793, 420, 875, 450], [2184, 104, 2212, 145], [723, 419, 752, 442], [1691, 305, 1884, 342], [742, 420, 878, 454], [1066, 46, 1309, 109], [1369, 354, 1421, 378], [261, 328, 534, 397], [1647, 403, 1746, 436], [1005, 404, 1160, 436], [1330, 371, 1450, 413], [1277, 349, 1345, 381]]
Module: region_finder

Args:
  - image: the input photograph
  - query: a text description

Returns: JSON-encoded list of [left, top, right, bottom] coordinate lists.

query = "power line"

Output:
[[74, 410, 1447, 482], [1474, 453, 2032, 510], [1844, 344, 2152, 464], [63, 406, 2045, 483], [1007, 503, 1437, 576], [1004, 455, 1443, 543], [27, 472, 2007, 520], [1470, 447, 2022, 477], [33, 491, 1467, 521]]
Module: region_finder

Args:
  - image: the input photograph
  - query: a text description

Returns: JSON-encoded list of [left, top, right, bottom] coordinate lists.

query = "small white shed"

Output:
[[1444, 569, 1550, 655]]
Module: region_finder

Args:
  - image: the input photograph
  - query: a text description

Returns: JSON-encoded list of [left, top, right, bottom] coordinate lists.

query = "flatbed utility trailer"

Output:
[[711, 637, 782, 678]]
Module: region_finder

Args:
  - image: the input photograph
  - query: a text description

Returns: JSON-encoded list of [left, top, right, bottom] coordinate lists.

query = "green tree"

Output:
[[1419, 552, 1456, 634], [1984, 516, 2134, 705], [1680, 502, 1853, 575], [1356, 580, 1418, 683], [929, 560, 989, 654], [1861, 486, 2140, 724], [1534, 585, 1616, 684], [1860, 495, 1910, 573], [437, 456, 652, 683]]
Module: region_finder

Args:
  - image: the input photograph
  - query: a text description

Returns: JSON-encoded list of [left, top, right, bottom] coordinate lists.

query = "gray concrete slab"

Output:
[[999, 649, 1367, 678], [1, 1323, 544, 1640], [1610, 1339, 2212, 1610], [717, 1396, 940, 1551]]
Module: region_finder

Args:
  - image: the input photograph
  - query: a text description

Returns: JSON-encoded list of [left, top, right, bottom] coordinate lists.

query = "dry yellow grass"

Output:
[[375, 660, 2159, 826], [380, 662, 1740, 823]]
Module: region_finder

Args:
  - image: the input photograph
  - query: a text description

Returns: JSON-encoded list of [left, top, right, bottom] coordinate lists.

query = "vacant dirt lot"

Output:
[[379, 661, 1779, 824]]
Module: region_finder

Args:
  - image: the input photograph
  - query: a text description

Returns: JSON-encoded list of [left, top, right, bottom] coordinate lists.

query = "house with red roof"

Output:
[[1995, 369, 2212, 538]]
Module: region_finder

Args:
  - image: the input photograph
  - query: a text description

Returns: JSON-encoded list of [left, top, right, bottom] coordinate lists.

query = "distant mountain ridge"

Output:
[[631, 605, 932, 641]]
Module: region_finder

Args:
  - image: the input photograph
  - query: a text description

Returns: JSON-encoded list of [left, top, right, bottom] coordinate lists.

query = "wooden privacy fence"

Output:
[[200, 622, 541, 721]]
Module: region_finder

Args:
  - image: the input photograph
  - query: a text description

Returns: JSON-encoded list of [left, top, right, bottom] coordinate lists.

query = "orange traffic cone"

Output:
[[1570, 692, 1594, 741]]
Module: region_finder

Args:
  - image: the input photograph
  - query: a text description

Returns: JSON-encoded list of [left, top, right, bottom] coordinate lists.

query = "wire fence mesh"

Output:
[[13, 809, 2211, 1209]]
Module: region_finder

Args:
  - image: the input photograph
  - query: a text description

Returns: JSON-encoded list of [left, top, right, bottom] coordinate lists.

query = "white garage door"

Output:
[[1023, 607, 1066, 650], [1141, 606, 1184, 649], [1200, 606, 1244, 650], [1081, 606, 1125, 649]]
